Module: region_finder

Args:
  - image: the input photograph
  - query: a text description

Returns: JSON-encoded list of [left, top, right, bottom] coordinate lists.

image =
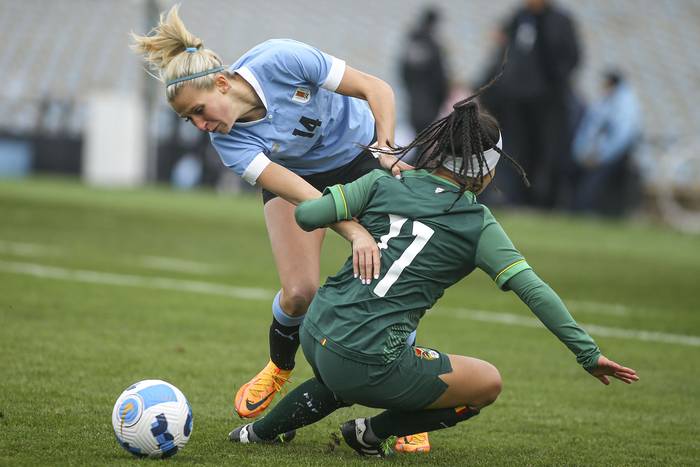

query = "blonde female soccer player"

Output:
[[130, 5, 435, 448]]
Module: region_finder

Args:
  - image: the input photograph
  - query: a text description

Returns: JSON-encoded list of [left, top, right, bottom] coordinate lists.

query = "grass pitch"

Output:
[[1, 178, 699, 466]]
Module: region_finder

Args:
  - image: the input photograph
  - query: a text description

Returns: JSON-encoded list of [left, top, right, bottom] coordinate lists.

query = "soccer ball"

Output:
[[112, 379, 193, 458]]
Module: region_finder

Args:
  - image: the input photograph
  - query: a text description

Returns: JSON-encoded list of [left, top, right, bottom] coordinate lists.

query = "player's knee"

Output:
[[281, 285, 317, 315], [471, 363, 502, 409]]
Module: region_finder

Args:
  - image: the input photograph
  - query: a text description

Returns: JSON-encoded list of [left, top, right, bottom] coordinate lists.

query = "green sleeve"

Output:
[[294, 169, 390, 231], [294, 195, 338, 232], [475, 208, 532, 290], [507, 269, 602, 372]]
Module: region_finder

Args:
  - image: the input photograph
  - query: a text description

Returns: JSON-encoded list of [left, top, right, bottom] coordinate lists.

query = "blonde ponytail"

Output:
[[130, 4, 225, 100]]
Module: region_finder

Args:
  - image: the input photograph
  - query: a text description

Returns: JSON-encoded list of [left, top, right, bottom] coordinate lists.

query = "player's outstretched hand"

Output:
[[589, 355, 639, 385]]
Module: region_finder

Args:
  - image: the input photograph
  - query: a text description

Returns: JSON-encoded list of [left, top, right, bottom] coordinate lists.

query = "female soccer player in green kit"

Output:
[[227, 90, 639, 457]]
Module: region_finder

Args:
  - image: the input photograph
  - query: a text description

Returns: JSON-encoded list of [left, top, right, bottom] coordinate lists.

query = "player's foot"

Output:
[[340, 418, 394, 458], [234, 360, 291, 418], [394, 432, 430, 453], [228, 423, 295, 444]]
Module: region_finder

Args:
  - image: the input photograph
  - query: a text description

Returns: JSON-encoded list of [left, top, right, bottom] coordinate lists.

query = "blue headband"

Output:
[[166, 66, 226, 87], [185, 47, 198, 53]]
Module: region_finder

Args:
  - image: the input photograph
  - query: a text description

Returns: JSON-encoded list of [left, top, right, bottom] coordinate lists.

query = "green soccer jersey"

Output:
[[299, 169, 534, 365]]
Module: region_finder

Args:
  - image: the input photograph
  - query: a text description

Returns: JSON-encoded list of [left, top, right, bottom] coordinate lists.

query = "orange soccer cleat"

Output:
[[394, 432, 431, 453], [234, 360, 291, 418]]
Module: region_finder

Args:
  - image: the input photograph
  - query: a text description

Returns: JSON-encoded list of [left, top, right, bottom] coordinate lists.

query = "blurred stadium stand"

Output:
[[0, 0, 698, 189]]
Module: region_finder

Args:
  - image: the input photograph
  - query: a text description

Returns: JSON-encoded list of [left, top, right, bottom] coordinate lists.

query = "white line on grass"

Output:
[[0, 260, 274, 301], [2, 260, 698, 348], [0, 241, 61, 257], [435, 307, 700, 347], [138, 256, 230, 275], [0, 239, 230, 276]]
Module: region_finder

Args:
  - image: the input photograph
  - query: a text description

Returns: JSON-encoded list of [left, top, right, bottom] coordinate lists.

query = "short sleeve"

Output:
[[210, 133, 270, 185], [273, 40, 346, 91], [475, 208, 531, 290]]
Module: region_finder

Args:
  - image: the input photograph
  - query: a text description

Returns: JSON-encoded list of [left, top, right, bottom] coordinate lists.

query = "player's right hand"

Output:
[[377, 152, 414, 178]]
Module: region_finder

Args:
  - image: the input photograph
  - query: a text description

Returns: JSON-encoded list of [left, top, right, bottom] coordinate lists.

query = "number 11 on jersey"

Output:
[[374, 215, 434, 297]]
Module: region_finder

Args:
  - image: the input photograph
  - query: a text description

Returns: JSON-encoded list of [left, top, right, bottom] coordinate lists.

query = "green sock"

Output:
[[369, 406, 480, 439], [252, 377, 345, 440]]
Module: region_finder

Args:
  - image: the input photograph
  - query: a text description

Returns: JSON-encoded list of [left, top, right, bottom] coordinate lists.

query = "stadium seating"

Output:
[[0, 0, 698, 167]]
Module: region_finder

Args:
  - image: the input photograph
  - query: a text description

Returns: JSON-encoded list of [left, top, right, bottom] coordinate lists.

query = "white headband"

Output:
[[441, 133, 502, 177]]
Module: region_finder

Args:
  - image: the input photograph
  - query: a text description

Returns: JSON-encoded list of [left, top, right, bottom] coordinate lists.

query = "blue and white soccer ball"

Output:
[[112, 379, 193, 458]]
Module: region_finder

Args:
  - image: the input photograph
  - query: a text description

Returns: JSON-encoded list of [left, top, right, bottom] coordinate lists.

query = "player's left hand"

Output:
[[589, 355, 639, 385], [350, 227, 381, 285], [330, 220, 380, 284]]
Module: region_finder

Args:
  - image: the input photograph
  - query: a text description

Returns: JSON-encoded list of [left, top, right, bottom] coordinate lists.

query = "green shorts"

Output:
[[300, 326, 452, 410]]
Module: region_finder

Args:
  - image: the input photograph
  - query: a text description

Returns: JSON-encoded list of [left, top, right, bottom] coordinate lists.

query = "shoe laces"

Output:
[[247, 368, 290, 399], [404, 432, 428, 445]]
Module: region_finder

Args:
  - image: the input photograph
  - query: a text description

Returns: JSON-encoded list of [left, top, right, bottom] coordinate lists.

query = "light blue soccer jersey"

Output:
[[210, 39, 375, 184]]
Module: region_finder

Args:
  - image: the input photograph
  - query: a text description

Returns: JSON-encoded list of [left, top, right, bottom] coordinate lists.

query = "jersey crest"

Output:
[[292, 87, 311, 103], [414, 347, 440, 360]]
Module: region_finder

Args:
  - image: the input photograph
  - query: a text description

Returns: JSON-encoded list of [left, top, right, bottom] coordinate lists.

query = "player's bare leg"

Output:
[[235, 198, 324, 418]]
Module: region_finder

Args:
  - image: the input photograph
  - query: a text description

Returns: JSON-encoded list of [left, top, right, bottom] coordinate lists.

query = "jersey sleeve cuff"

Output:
[[241, 153, 271, 185], [495, 259, 531, 289], [321, 56, 346, 92], [325, 184, 351, 221], [579, 349, 602, 372]]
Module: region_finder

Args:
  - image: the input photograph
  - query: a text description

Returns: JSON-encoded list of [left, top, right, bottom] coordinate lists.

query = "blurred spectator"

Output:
[[437, 81, 473, 120], [479, 0, 580, 208], [171, 153, 203, 189], [400, 6, 449, 135], [571, 70, 642, 216]]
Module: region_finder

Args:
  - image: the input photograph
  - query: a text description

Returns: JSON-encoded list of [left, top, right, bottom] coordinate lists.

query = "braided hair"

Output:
[[371, 73, 529, 198]]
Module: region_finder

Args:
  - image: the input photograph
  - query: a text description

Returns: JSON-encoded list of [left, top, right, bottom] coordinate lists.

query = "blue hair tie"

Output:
[[185, 47, 198, 53]]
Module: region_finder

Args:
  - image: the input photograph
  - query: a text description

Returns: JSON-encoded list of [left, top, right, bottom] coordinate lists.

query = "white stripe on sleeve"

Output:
[[241, 153, 271, 185], [321, 56, 346, 92]]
